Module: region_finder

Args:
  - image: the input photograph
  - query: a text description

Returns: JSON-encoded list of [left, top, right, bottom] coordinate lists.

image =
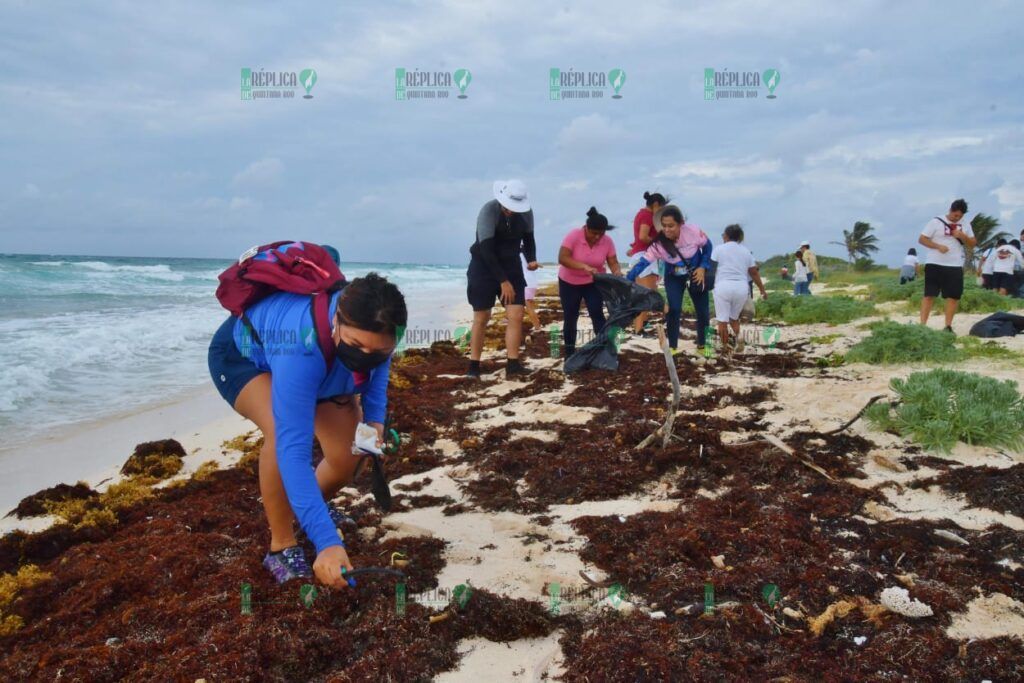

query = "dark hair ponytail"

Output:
[[585, 206, 610, 231], [724, 224, 744, 242], [336, 272, 408, 337], [643, 191, 667, 208]]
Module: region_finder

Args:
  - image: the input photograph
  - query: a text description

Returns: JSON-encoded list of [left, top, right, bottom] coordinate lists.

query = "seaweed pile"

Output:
[[1, 305, 1022, 680]]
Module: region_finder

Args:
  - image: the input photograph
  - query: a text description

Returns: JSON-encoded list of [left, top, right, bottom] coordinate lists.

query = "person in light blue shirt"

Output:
[[208, 273, 406, 587]]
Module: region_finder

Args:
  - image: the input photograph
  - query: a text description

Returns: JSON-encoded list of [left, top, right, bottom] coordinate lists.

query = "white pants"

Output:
[[713, 280, 750, 322]]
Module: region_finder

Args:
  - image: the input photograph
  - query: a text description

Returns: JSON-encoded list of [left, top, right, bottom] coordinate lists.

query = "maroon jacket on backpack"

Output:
[[216, 241, 345, 368]]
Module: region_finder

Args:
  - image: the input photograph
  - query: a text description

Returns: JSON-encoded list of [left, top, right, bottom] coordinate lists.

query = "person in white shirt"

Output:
[[710, 224, 767, 352], [991, 239, 1024, 296], [900, 248, 920, 284], [792, 251, 810, 296], [977, 239, 1004, 289], [918, 198, 977, 333]]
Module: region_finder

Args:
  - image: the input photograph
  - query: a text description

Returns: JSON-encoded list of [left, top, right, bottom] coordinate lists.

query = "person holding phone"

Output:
[[918, 198, 976, 333]]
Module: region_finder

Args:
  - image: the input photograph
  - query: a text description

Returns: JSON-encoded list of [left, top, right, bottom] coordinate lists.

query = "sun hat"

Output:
[[800, 240, 810, 247], [493, 179, 531, 212]]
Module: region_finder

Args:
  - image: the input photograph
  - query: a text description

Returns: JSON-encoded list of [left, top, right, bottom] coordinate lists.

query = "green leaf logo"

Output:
[[454, 68, 472, 98], [300, 68, 317, 98], [608, 68, 626, 98], [763, 69, 780, 98]]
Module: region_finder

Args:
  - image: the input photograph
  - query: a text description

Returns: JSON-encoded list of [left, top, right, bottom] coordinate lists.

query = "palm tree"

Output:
[[831, 221, 880, 263], [969, 213, 1010, 267]]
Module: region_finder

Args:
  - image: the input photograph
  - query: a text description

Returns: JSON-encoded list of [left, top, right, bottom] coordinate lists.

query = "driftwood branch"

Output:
[[823, 395, 887, 435], [636, 324, 682, 450], [761, 434, 835, 481]]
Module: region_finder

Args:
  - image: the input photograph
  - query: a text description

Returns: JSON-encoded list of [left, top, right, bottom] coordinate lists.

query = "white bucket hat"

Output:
[[492, 179, 531, 212], [800, 240, 810, 247]]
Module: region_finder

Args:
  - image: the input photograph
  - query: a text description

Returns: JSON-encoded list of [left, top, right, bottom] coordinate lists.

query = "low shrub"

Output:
[[756, 293, 875, 325], [866, 369, 1024, 452], [846, 322, 959, 364]]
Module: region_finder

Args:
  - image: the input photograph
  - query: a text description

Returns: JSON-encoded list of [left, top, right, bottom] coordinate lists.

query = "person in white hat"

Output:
[[465, 179, 539, 379], [799, 240, 819, 292]]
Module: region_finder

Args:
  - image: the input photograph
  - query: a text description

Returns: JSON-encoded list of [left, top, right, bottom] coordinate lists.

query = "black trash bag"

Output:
[[969, 311, 1024, 338], [564, 274, 665, 373]]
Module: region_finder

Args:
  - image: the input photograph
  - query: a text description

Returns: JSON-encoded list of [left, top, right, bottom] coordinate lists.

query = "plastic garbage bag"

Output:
[[564, 274, 665, 373], [968, 311, 1024, 338]]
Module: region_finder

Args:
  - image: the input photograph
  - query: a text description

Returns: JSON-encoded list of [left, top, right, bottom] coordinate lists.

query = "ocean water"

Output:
[[0, 254, 468, 448]]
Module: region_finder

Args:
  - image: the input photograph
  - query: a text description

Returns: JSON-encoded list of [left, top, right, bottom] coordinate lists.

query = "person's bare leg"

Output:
[[505, 304, 525, 360], [525, 299, 541, 331], [469, 309, 491, 361], [233, 373, 297, 552], [944, 298, 959, 328], [920, 297, 934, 324], [313, 396, 363, 499], [717, 321, 729, 348], [632, 274, 658, 332]]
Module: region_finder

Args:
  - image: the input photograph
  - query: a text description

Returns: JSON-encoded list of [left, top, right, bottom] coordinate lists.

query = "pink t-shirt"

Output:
[[558, 226, 617, 285]]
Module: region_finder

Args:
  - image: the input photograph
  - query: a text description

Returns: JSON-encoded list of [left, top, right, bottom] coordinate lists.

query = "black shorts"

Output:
[[467, 257, 526, 311], [208, 316, 265, 407], [991, 272, 1015, 291], [923, 264, 964, 300]]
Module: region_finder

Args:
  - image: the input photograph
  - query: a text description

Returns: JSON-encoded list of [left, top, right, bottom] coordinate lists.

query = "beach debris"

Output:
[[871, 453, 906, 472], [711, 555, 726, 569], [853, 636, 867, 646], [120, 439, 186, 479], [895, 573, 917, 588], [782, 607, 803, 620], [933, 529, 970, 546], [879, 587, 933, 618], [649, 610, 667, 619], [807, 596, 888, 637], [762, 434, 835, 481], [390, 551, 410, 569], [635, 325, 683, 450], [823, 395, 887, 435]]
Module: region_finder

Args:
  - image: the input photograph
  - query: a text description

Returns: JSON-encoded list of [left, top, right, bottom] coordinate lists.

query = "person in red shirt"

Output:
[[628, 191, 666, 336], [558, 207, 622, 357]]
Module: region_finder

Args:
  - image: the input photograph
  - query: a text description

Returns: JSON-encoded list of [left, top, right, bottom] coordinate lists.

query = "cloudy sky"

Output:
[[1, 0, 1021, 266]]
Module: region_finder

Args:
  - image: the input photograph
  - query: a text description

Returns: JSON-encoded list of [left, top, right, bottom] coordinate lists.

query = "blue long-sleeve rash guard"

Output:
[[231, 290, 392, 555]]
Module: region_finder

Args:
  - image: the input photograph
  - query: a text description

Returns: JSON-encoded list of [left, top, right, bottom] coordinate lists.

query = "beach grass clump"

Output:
[[847, 322, 1022, 365], [906, 280, 1024, 314], [865, 369, 1024, 452], [810, 334, 842, 345], [0, 564, 51, 635], [756, 293, 875, 325], [869, 278, 923, 303], [846, 322, 960, 364]]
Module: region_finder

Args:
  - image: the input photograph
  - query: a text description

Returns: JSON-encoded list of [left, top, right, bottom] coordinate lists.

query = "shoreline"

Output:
[[0, 284, 474, 519]]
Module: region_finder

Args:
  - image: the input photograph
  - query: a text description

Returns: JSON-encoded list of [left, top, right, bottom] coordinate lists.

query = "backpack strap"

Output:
[[311, 291, 336, 370]]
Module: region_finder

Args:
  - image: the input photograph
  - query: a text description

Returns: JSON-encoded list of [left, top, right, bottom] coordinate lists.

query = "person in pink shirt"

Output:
[[557, 207, 622, 357], [628, 191, 667, 336]]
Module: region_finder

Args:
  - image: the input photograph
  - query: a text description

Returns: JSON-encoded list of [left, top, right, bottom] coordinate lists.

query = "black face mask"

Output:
[[335, 339, 391, 373]]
